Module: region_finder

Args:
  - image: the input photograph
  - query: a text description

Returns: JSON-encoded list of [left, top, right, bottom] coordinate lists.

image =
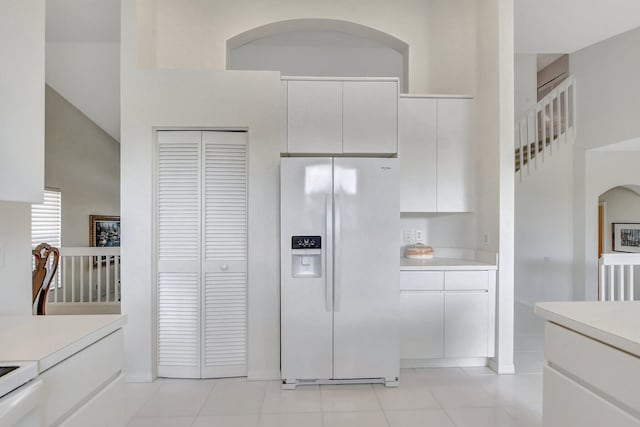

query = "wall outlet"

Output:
[[0, 242, 4, 269], [403, 229, 416, 244], [483, 232, 490, 246], [415, 229, 425, 243]]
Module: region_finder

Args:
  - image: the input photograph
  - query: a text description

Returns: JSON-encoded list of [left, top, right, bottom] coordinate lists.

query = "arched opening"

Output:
[[226, 19, 410, 92]]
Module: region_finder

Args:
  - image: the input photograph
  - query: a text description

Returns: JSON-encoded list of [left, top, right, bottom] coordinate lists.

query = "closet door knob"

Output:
[[220, 264, 229, 271]]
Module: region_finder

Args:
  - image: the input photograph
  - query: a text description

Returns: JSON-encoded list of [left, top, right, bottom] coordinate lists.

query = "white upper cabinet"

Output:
[[399, 96, 473, 213], [0, 0, 45, 203], [287, 80, 343, 154], [342, 81, 398, 154], [399, 97, 437, 212], [437, 98, 473, 212], [283, 78, 398, 155]]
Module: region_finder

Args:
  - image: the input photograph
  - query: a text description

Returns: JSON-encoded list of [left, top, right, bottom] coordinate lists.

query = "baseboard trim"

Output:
[[401, 358, 488, 369], [488, 359, 516, 374]]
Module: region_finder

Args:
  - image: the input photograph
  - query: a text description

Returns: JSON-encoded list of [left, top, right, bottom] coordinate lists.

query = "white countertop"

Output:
[[535, 301, 640, 357], [0, 315, 127, 372], [400, 257, 497, 271]]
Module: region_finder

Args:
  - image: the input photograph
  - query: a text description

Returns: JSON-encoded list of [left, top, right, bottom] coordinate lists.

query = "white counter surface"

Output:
[[400, 257, 497, 271], [535, 301, 640, 357], [0, 315, 126, 372]]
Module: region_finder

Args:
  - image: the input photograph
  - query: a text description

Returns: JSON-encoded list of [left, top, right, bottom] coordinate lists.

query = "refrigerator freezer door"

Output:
[[281, 157, 334, 381], [332, 158, 400, 380]]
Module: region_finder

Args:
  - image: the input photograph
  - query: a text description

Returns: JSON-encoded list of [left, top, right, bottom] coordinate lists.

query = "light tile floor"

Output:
[[125, 368, 542, 427], [125, 304, 545, 426]]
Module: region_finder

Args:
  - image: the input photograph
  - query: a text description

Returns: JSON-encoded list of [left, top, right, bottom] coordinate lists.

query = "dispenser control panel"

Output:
[[291, 236, 321, 249]]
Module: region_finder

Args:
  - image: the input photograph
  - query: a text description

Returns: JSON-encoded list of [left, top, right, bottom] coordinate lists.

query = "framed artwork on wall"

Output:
[[90, 215, 121, 247], [612, 223, 640, 253]]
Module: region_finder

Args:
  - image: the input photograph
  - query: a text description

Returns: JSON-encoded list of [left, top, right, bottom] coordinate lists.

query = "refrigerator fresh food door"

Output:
[[281, 157, 334, 381], [332, 157, 400, 380]]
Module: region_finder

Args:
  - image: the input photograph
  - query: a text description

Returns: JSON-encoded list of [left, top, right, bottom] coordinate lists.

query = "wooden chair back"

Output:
[[32, 243, 60, 315]]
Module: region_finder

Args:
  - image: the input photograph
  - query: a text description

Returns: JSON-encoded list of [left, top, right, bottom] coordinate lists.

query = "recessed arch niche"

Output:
[[226, 19, 410, 92]]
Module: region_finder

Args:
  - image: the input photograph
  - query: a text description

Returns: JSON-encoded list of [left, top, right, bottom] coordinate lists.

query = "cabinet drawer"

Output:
[[444, 271, 488, 291], [400, 271, 444, 290], [544, 365, 640, 427], [40, 329, 123, 425], [545, 322, 640, 413]]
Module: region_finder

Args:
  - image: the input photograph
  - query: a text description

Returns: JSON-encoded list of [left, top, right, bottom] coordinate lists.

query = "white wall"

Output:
[[122, 2, 281, 381], [515, 146, 574, 306], [0, 0, 45, 204], [229, 30, 405, 91], [0, 202, 33, 315], [475, 0, 515, 374], [45, 85, 120, 246], [46, 42, 121, 141], [570, 27, 640, 300], [400, 214, 476, 251], [514, 54, 537, 119], [600, 187, 640, 252], [139, 0, 476, 94]]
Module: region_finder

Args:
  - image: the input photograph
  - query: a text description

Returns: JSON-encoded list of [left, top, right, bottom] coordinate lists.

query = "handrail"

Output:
[[515, 75, 576, 179], [47, 246, 121, 306], [598, 252, 640, 301]]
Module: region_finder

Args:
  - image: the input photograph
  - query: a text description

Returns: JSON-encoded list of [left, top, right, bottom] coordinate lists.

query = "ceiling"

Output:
[[515, 0, 640, 54]]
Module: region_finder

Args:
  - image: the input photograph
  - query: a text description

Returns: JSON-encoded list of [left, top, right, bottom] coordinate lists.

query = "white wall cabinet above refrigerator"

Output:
[[282, 77, 398, 155], [399, 95, 473, 213]]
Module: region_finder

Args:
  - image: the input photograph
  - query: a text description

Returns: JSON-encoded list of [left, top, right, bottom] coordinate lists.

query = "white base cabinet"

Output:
[[399, 268, 495, 366]]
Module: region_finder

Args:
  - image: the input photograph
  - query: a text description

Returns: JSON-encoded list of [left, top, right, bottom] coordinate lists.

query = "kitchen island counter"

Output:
[[0, 314, 126, 372], [535, 301, 640, 426]]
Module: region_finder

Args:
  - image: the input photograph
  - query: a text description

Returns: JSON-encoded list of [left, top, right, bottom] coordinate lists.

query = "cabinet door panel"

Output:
[[444, 292, 488, 358], [399, 97, 436, 212], [343, 81, 398, 154], [287, 80, 342, 154], [400, 292, 444, 359], [437, 99, 472, 212], [543, 366, 640, 427]]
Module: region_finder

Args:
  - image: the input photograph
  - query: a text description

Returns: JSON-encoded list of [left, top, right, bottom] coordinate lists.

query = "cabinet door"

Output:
[[156, 131, 202, 379], [343, 81, 398, 154], [201, 131, 248, 379], [400, 292, 444, 359], [444, 292, 488, 358], [436, 99, 472, 212], [287, 80, 342, 154], [399, 97, 436, 212]]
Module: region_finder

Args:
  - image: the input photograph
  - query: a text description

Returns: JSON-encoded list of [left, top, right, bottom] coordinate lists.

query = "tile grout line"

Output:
[[371, 383, 391, 427]]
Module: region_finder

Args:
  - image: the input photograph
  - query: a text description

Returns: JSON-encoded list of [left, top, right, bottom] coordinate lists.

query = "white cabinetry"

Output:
[[343, 81, 398, 154], [399, 268, 495, 366], [399, 96, 473, 213], [287, 80, 342, 154], [283, 77, 398, 155], [0, 0, 45, 203]]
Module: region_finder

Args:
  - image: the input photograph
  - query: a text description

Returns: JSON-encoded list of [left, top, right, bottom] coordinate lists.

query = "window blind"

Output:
[[31, 189, 61, 249]]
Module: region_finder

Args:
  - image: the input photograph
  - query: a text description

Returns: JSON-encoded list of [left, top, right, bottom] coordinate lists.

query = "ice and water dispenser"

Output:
[[290, 235, 322, 278]]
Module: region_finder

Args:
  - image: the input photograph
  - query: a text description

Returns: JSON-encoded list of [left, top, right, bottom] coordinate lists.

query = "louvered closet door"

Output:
[[201, 131, 248, 378], [156, 131, 202, 378]]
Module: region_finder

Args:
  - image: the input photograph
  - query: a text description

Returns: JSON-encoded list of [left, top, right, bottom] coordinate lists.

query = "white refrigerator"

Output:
[[280, 157, 400, 388]]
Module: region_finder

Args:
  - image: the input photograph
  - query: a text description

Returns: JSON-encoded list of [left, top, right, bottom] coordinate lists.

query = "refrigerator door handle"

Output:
[[325, 194, 332, 312], [334, 194, 341, 312]]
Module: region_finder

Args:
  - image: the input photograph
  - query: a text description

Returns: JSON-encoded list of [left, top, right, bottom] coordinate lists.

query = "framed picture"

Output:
[[90, 215, 121, 247], [612, 223, 640, 253]]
